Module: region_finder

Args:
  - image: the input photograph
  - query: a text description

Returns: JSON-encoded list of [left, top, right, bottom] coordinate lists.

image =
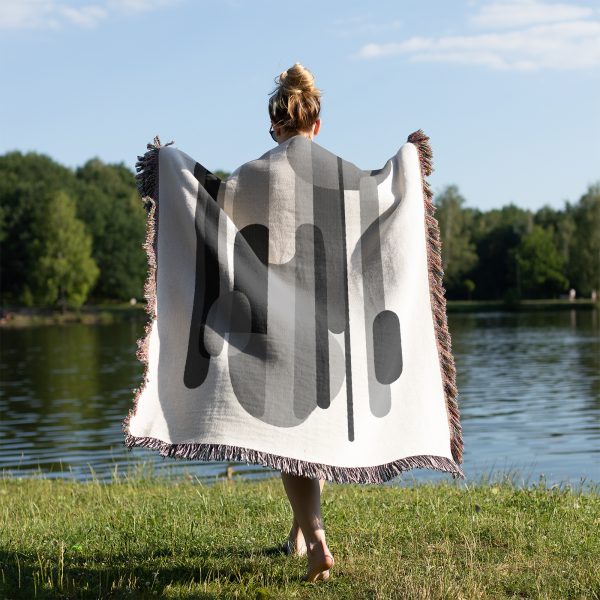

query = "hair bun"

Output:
[[268, 62, 322, 134], [279, 63, 319, 96]]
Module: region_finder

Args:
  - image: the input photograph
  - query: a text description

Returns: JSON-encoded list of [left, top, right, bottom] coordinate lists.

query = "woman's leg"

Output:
[[284, 478, 325, 555], [280, 473, 334, 581]]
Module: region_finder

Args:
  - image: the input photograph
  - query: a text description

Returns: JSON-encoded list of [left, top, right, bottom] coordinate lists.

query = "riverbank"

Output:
[[447, 298, 600, 313], [0, 303, 146, 327], [1, 298, 598, 327], [1, 474, 598, 599]]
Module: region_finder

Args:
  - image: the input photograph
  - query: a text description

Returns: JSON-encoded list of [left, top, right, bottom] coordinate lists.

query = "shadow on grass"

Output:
[[0, 545, 293, 599]]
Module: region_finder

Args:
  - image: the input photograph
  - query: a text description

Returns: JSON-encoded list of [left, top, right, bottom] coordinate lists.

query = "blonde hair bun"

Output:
[[268, 62, 322, 133], [279, 63, 320, 96]]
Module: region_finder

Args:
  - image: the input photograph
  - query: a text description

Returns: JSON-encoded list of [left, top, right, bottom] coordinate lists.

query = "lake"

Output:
[[1, 309, 598, 488]]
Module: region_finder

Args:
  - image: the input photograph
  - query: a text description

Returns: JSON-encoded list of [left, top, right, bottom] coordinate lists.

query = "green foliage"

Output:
[[434, 185, 479, 292], [567, 183, 600, 296], [0, 149, 597, 306], [462, 278, 476, 300], [435, 185, 600, 301], [213, 169, 231, 180], [75, 158, 147, 301], [0, 151, 81, 304], [33, 191, 99, 308], [513, 224, 569, 298], [0, 152, 149, 306], [468, 204, 533, 300]]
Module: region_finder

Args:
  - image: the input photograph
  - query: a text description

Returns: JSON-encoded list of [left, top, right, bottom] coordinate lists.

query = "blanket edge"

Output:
[[121, 135, 171, 447], [124, 435, 465, 483], [407, 129, 464, 465]]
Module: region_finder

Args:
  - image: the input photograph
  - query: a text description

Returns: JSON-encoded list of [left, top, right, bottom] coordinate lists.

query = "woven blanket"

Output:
[[122, 130, 464, 483]]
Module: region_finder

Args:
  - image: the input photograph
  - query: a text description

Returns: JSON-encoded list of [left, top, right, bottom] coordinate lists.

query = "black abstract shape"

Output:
[[183, 164, 222, 389], [313, 224, 330, 409]]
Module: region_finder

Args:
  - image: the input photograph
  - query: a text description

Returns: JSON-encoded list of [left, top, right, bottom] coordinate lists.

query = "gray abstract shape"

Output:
[[373, 310, 403, 384], [229, 221, 345, 427], [184, 136, 405, 437]]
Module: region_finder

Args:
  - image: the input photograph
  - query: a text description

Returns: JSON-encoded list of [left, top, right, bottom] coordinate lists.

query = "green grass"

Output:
[[1, 468, 599, 599], [446, 298, 600, 312], [0, 303, 145, 327], [2, 299, 598, 327]]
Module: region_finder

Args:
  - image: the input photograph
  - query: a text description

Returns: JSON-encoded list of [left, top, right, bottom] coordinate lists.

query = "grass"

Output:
[[1, 467, 599, 599], [446, 298, 600, 312], [0, 303, 145, 327], [2, 298, 598, 327]]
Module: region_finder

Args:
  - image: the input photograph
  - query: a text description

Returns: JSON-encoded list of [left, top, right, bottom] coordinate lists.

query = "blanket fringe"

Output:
[[121, 135, 172, 441], [407, 129, 464, 466], [122, 132, 465, 485], [124, 433, 464, 483]]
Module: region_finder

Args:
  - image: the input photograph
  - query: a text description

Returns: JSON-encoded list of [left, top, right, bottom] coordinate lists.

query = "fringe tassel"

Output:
[[121, 136, 172, 442], [122, 133, 466, 485], [407, 129, 464, 466], [124, 433, 464, 484]]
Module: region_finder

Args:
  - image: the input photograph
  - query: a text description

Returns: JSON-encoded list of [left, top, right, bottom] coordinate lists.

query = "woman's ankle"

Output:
[[305, 531, 328, 551]]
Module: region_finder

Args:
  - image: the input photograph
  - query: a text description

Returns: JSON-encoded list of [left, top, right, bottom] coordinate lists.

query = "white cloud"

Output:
[[471, 0, 594, 29], [107, 0, 180, 13], [60, 4, 107, 27], [355, 0, 600, 71], [0, 0, 179, 30], [0, 0, 107, 29]]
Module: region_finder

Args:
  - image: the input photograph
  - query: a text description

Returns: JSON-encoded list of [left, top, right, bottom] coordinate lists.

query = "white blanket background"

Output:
[[122, 130, 464, 483]]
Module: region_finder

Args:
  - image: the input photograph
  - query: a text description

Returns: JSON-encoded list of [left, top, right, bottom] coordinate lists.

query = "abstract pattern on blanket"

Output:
[[122, 130, 464, 484]]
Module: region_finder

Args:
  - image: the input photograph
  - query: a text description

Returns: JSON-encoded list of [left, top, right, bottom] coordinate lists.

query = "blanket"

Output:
[[122, 129, 464, 483]]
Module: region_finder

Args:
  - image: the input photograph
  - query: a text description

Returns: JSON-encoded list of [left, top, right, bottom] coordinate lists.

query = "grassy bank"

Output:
[[447, 298, 600, 313], [1, 298, 598, 327], [0, 303, 145, 327], [1, 472, 598, 599]]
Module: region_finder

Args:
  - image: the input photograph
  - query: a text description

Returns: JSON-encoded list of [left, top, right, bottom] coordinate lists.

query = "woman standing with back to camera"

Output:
[[124, 57, 464, 588], [267, 63, 333, 584]]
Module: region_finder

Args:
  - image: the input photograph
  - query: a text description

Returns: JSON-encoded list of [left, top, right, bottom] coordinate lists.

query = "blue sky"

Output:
[[1, 0, 598, 211]]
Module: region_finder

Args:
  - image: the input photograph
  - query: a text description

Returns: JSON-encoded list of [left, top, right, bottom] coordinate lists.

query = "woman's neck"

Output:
[[279, 130, 312, 143]]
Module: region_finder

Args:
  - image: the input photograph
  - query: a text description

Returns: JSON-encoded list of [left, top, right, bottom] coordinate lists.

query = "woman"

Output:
[[125, 59, 464, 588], [268, 62, 333, 584]]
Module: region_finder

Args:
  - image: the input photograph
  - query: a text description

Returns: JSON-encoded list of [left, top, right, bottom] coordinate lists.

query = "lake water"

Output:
[[1, 309, 598, 488]]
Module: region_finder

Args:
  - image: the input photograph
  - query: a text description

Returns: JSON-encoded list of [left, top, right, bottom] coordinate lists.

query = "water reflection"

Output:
[[1, 309, 598, 487]]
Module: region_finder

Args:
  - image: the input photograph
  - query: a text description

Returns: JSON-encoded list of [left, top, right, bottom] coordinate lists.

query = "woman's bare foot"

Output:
[[301, 539, 334, 583], [283, 523, 306, 556]]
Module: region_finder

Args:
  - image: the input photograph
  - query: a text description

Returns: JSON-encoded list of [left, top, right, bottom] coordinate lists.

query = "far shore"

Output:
[[0, 298, 598, 327]]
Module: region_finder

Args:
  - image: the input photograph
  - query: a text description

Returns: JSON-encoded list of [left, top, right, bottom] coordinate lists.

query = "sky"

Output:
[[0, 0, 599, 212]]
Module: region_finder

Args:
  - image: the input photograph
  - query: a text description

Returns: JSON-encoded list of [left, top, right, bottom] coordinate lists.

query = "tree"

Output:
[[535, 202, 577, 279], [463, 278, 475, 300], [75, 159, 147, 301], [0, 151, 80, 304], [33, 191, 99, 310], [512, 224, 568, 298], [213, 170, 231, 180], [1, 149, 594, 306], [568, 183, 600, 297], [469, 203, 532, 300], [434, 185, 479, 298]]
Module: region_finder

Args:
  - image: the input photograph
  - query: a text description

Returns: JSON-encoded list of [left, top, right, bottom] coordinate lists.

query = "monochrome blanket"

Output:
[[122, 130, 464, 483]]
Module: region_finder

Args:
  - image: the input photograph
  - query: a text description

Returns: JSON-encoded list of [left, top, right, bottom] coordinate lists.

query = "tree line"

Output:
[[434, 183, 599, 301], [0, 150, 598, 309]]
